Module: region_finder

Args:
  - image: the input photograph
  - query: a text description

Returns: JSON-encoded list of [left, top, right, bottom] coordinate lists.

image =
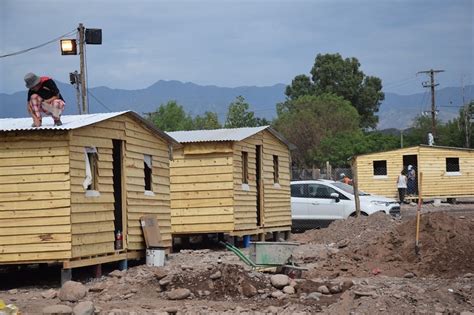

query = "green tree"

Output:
[[145, 100, 193, 131], [225, 96, 258, 128], [285, 53, 384, 129], [192, 111, 222, 130], [274, 94, 360, 167]]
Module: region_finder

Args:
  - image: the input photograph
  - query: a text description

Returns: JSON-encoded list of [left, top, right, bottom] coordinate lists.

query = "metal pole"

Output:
[[78, 23, 88, 114], [74, 71, 81, 115]]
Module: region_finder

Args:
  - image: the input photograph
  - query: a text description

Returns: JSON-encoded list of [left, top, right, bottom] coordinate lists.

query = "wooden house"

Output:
[[167, 126, 294, 239], [354, 145, 474, 200], [0, 111, 177, 273]]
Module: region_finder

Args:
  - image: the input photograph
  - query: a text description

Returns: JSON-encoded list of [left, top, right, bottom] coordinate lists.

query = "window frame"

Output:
[[242, 151, 249, 184], [273, 155, 279, 184], [84, 146, 100, 195], [445, 157, 461, 175], [144, 154, 153, 193], [373, 160, 388, 178]]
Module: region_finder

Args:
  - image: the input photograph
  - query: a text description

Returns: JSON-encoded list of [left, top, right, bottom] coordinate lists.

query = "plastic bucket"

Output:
[[146, 248, 165, 267]]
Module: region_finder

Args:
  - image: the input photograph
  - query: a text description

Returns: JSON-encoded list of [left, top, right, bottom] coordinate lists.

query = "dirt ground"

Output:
[[1, 202, 473, 314]]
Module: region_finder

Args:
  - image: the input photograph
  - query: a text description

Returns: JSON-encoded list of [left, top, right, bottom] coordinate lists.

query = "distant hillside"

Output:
[[1, 80, 472, 130]]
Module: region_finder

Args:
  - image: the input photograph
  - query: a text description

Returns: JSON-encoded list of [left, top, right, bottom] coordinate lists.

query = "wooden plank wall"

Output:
[[122, 116, 172, 249], [418, 147, 474, 198], [0, 132, 72, 262], [69, 114, 172, 257], [233, 136, 260, 231], [170, 143, 234, 233], [69, 120, 122, 258], [356, 147, 419, 198], [261, 130, 291, 230]]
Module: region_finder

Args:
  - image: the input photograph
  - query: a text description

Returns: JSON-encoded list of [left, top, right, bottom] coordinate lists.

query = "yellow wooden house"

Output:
[[0, 111, 177, 272], [167, 126, 294, 239], [354, 145, 474, 200]]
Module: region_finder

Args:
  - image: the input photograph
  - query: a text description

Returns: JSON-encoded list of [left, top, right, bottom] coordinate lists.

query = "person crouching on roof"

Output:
[[24, 72, 65, 127]]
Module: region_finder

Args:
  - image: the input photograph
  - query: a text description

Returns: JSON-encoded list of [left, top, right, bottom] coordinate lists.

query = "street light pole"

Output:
[[78, 23, 88, 114]]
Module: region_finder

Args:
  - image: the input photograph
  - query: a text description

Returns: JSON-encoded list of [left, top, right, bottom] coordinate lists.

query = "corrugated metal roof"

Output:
[[0, 111, 180, 145], [167, 126, 295, 149], [0, 111, 130, 131], [167, 126, 269, 143]]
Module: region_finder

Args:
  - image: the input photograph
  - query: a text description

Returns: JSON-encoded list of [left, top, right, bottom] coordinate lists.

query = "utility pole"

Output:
[[417, 69, 444, 137], [78, 23, 88, 114]]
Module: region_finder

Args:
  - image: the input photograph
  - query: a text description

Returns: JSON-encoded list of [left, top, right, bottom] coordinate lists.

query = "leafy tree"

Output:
[[225, 96, 259, 128], [145, 100, 193, 131], [285, 53, 384, 129], [192, 111, 222, 130], [274, 94, 360, 167]]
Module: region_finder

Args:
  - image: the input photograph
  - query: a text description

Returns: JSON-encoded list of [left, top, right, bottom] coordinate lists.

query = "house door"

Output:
[[256, 145, 264, 226], [403, 154, 418, 195], [112, 139, 125, 247]]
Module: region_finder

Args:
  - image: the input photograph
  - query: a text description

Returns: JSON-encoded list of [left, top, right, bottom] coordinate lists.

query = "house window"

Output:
[[373, 160, 387, 176], [273, 155, 279, 184], [242, 151, 249, 184], [84, 147, 99, 192], [446, 157, 460, 173], [144, 154, 153, 192]]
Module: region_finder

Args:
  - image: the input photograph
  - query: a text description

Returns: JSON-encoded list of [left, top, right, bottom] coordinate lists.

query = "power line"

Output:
[[417, 69, 445, 137], [0, 29, 77, 58], [87, 89, 113, 112]]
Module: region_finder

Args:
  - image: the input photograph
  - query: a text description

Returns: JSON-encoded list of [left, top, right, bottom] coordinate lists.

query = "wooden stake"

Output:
[[351, 158, 361, 217], [415, 172, 423, 255]]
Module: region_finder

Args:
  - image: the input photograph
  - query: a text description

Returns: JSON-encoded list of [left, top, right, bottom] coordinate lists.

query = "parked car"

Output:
[[291, 180, 400, 230]]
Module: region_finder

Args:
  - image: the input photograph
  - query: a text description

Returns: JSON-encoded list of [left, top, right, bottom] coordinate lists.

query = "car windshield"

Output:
[[331, 182, 370, 196]]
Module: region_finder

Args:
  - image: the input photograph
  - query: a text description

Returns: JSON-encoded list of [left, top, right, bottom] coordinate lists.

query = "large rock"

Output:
[[270, 274, 290, 289], [159, 275, 173, 286], [209, 270, 222, 280], [108, 270, 124, 278], [166, 288, 191, 300], [240, 281, 257, 297], [153, 267, 168, 280], [317, 285, 330, 294], [42, 304, 73, 314], [282, 286, 295, 294], [58, 281, 87, 302], [73, 301, 94, 315]]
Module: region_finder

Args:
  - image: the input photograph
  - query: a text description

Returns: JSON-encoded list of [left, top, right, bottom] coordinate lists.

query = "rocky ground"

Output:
[[0, 202, 473, 314]]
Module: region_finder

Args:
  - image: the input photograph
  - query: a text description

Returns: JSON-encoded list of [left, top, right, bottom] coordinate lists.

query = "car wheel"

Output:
[[350, 211, 368, 217]]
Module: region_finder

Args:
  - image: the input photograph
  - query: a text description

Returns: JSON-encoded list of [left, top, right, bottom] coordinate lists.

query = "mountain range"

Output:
[[1, 80, 472, 130]]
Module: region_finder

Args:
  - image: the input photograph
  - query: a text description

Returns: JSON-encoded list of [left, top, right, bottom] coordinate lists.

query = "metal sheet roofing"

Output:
[[0, 111, 130, 131], [167, 126, 295, 149], [167, 126, 269, 143], [0, 111, 179, 145]]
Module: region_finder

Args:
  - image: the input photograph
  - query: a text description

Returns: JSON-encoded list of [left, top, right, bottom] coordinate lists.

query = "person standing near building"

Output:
[[396, 169, 408, 204], [407, 165, 416, 196], [24, 73, 65, 127]]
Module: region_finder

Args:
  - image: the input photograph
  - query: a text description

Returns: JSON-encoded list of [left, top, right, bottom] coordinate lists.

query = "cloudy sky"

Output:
[[0, 0, 472, 95]]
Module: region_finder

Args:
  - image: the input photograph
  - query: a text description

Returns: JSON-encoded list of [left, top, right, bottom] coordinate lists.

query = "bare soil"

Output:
[[1, 204, 473, 314]]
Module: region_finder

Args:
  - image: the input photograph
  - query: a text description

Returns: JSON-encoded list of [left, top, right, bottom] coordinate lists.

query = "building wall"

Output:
[[233, 135, 260, 231], [69, 114, 172, 258], [170, 142, 234, 233], [356, 147, 419, 198], [356, 146, 474, 199], [0, 131, 72, 263], [418, 146, 474, 198], [261, 130, 291, 230], [233, 131, 292, 232]]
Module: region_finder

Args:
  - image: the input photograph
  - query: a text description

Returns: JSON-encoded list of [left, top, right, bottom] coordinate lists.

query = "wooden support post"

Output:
[[259, 233, 266, 242], [415, 172, 423, 255], [351, 158, 361, 217], [233, 236, 239, 247], [61, 268, 72, 285], [284, 231, 290, 241], [94, 264, 102, 278]]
